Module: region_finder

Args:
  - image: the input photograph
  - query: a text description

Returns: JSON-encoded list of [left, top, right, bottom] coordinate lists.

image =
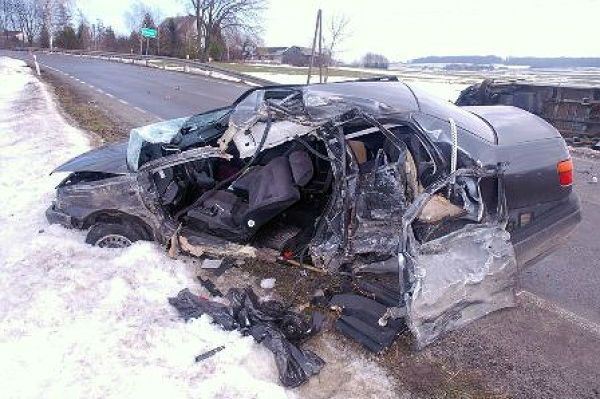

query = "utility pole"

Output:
[[307, 9, 323, 85], [318, 13, 323, 83]]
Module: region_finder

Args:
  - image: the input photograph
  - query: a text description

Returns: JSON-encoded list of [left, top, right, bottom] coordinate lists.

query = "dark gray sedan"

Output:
[[46, 77, 581, 347]]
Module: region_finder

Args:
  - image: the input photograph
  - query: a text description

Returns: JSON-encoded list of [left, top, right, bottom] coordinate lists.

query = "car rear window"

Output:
[[408, 85, 496, 143]]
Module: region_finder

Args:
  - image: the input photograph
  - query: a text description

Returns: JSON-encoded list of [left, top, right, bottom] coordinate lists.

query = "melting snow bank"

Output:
[[0, 57, 290, 399]]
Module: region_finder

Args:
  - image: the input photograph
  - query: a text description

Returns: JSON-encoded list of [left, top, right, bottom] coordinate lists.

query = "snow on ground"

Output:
[[247, 71, 468, 101], [0, 57, 400, 399], [403, 80, 470, 102], [248, 71, 350, 85], [0, 57, 290, 399]]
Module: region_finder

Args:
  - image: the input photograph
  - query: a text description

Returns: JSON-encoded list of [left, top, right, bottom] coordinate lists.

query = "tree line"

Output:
[[0, 0, 265, 62], [0, 1, 370, 67]]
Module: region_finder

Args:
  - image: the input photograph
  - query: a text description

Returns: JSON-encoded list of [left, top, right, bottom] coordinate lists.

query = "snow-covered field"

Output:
[[247, 70, 469, 102], [0, 57, 291, 399], [0, 57, 399, 399]]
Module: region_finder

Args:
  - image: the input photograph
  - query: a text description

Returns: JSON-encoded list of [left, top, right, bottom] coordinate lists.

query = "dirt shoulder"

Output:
[[41, 70, 600, 399], [35, 64, 159, 145]]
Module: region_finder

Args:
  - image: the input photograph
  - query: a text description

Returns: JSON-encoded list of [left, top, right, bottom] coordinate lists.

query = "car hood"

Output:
[[52, 141, 129, 174]]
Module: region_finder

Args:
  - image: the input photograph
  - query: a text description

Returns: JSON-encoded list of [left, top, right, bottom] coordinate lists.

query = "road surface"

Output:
[[3, 51, 248, 120], [3, 50, 600, 326]]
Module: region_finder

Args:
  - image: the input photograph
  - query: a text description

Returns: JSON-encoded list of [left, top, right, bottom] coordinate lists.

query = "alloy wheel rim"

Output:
[[95, 234, 132, 248]]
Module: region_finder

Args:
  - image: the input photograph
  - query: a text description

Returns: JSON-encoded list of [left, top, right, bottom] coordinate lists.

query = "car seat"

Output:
[[186, 150, 314, 241]]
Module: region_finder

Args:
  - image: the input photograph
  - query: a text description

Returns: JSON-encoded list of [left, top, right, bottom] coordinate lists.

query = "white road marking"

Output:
[[518, 291, 600, 337], [37, 61, 164, 122]]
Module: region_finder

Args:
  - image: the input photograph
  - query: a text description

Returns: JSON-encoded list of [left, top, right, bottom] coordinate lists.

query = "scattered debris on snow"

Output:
[[0, 57, 292, 399], [0, 56, 401, 399], [168, 287, 325, 387], [201, 258, 224, 269], [261, 278, 277, 290]]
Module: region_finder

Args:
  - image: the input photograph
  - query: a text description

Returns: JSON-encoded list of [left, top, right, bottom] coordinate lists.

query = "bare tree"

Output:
[[322, 13, 349, 81], [361, 52, 389, 69], [326, 14, 349, 65], [11, 0, 43, 46], [124, 1, 161, 54], [75, 11, 92, 50], [188, 0, 265, 62]]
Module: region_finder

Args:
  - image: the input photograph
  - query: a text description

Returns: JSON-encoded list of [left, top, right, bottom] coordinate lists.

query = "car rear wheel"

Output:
[[85, 222, 146, 248]]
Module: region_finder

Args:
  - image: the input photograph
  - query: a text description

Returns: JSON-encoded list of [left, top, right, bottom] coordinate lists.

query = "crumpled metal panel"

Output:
[[230, 120, 315, 158], [52, 141, 129, 174], [350, 154, 407, 256], [406, 224, 517, 349], [308, 128, 353, 271]]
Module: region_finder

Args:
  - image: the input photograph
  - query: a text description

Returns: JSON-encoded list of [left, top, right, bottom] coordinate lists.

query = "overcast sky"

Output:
[[75, 0, 600, 62]]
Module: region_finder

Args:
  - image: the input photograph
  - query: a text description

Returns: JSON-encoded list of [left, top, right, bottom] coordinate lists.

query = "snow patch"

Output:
[[0, 57, 292, 399]]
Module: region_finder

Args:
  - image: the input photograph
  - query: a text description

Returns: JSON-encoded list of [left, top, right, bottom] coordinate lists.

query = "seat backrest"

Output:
[[247, 156, 299, 212], [288, 150, 314, 187]]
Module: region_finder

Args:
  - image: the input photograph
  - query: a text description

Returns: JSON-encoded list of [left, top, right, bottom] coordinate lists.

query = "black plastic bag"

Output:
[[251, 323, 325, 388], [168, 288, 237, 330], [168, 287, 325, 387]]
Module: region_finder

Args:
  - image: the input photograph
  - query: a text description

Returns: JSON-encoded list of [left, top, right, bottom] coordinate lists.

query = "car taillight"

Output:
[[557, 159, 573, 186]]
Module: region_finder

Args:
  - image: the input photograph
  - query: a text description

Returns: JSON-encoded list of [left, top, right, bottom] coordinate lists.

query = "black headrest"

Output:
[[288, 151, 314, 187]]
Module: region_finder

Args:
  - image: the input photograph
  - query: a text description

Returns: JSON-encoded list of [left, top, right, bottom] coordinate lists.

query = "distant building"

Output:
[[254, 46, 327, 67], [255, 46, 288, 63], [0, 30, 25, 48]]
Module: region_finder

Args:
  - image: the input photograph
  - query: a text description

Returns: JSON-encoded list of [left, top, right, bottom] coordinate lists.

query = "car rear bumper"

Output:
[[46, 203, 75, 228], [511, 191, 581, 268]]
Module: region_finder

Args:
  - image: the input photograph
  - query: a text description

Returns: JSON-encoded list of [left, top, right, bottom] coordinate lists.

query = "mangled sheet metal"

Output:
[[405, 224, 517, 349], [350, 150, 408, 257], [218, 89, 317, 158]]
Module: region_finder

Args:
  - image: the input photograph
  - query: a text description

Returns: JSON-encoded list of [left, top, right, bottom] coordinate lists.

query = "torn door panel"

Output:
[[406, 224, 517, 349]]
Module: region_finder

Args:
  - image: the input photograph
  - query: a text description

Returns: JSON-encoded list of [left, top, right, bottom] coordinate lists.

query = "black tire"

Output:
[[85, 222, 147, 248]]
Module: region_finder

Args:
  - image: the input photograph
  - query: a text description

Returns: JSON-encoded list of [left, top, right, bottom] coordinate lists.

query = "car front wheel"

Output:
[[85, 222, 146, 248]]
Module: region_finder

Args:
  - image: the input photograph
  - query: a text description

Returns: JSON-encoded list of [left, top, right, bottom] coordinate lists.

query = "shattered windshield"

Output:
[[180, 107, 232, 133]]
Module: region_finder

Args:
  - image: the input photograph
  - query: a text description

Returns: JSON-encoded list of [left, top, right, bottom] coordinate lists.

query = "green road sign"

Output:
[[141, 28, 157, 39]]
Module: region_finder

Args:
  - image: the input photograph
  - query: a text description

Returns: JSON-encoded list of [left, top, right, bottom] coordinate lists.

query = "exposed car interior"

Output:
[[131, 85, 505, 270], [147, 103, 475, 266]]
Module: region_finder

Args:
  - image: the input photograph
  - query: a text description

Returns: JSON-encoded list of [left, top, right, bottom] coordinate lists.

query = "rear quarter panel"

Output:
[[458, 106, 581, 266]]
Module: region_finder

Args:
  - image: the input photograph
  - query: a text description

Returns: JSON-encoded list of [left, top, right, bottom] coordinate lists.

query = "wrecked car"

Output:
[[46, 76, 581, 347], [456, 78, 600, 146]]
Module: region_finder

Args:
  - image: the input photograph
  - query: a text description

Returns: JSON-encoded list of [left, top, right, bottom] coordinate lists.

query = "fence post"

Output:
[[32, 54, 40, 76]]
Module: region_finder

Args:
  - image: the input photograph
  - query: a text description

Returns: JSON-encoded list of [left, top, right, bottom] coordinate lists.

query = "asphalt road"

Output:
[[3, 50, 599, 326], [521, 156, 600, 323], [2, 51, 248, 120]]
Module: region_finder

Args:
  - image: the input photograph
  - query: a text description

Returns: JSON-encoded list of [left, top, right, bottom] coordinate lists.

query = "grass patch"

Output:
[[39, 69, 128, 143], [212, 62, 386, 79]]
